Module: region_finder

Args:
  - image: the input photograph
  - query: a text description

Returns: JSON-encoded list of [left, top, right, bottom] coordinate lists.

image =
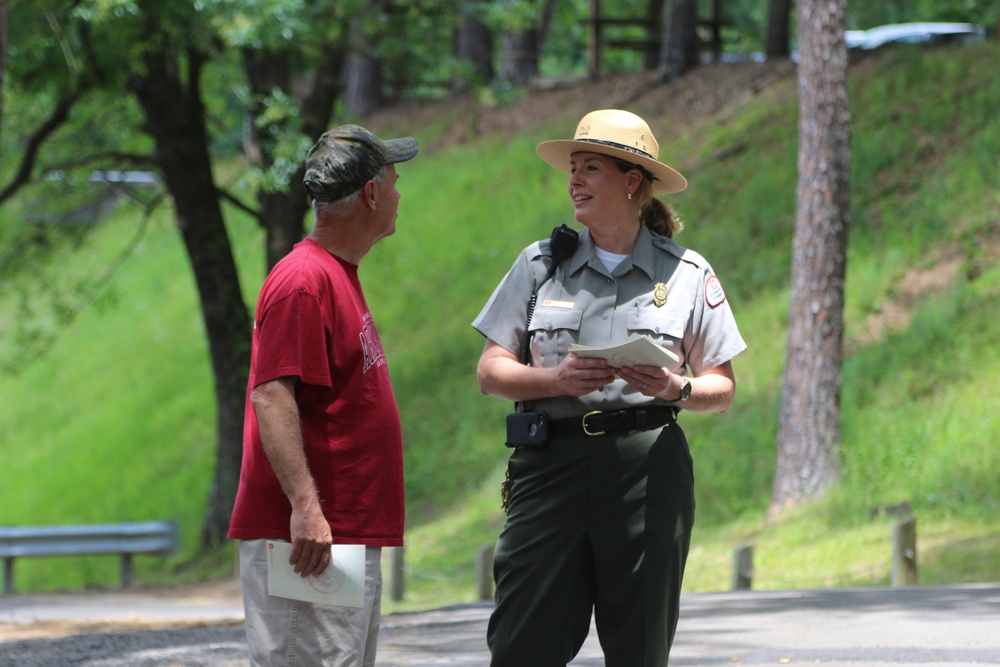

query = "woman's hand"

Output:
[[616, 364, 678, 400], [617, 362, 738, 413], [477, 340, 615, 401], [555, 353, 617, 397]]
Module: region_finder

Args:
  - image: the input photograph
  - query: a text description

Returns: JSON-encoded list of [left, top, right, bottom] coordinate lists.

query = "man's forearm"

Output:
[[251, 377, 319, 509]]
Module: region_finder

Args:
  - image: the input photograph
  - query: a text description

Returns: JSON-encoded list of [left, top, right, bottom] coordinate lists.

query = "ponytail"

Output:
[[614, 158, 683, 238], [639, 196, 682, 238], [633, 171, 683, 238]]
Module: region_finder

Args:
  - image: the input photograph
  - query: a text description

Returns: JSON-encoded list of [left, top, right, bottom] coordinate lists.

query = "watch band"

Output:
[[673, 378, 692, 402]]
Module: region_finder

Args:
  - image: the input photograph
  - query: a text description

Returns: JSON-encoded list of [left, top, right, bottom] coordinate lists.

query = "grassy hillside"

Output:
[[1, 43, 998, 604]]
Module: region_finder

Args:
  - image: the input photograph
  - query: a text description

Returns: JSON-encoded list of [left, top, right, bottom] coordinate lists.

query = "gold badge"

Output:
[[653, 282, 668, 307]]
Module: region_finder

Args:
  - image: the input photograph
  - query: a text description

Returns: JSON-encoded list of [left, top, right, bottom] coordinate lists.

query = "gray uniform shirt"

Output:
[[472, 225, 747, 419]]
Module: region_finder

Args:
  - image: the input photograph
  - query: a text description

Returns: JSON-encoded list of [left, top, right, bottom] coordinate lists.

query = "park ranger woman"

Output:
[[472, 109, 747, 666]]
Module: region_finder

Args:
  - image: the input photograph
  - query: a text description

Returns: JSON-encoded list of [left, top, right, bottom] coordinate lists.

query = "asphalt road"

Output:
[[2, 582, 998, 665]]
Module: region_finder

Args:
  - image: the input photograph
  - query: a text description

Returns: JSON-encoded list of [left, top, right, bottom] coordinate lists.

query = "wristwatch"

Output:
[[673, 378, 692, 402]]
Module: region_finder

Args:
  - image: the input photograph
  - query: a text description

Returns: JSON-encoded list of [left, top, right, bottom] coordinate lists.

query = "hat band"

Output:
[[577, 138, 654, 161]]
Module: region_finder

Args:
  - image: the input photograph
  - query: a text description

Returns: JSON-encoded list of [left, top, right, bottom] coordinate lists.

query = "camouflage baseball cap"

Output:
[[303, 125, 419, 202]]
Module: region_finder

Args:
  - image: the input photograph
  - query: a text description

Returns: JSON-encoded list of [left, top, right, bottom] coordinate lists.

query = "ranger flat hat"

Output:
[[303, 125, 419, 202], [536, 109, 687, 194]]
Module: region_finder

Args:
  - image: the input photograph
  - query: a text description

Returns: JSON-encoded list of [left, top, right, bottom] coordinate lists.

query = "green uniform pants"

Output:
[[488, 423, 695, 667]]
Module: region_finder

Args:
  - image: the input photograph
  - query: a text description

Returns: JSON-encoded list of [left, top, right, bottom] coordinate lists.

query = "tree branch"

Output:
[[0, 192, 166, 376], [49, 151, 156, 173], [0, 90, 80, 205], [217, 187, 261, 221]]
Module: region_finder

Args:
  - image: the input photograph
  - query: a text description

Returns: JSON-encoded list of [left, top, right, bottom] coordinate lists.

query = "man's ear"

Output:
[[364, 179, 379, 210]]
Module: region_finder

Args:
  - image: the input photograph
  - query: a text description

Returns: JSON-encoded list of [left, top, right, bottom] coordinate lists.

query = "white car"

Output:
[[846, 22, 987, 50]]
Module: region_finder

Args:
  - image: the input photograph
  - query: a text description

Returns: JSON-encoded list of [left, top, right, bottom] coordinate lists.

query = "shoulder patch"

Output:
[[705, 275, 726, 307]]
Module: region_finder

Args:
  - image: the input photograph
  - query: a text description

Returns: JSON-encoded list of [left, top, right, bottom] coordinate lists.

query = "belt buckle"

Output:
[[582, 410, 605, 436]]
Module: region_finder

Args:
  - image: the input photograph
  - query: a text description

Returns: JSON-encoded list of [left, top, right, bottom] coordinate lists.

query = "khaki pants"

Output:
[[488, 423, 695, 667], [239, 539, 383, 667]]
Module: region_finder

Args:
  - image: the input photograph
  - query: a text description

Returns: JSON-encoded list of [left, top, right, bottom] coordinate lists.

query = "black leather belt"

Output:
[[548, 405, 678, 439]]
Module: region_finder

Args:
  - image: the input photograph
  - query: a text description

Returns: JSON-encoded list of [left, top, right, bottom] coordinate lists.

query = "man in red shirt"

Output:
[[229, 125, 418, 666]]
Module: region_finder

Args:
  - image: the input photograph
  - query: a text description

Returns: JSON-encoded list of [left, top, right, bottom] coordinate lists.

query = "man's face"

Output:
[[373, 164, 401, 241]]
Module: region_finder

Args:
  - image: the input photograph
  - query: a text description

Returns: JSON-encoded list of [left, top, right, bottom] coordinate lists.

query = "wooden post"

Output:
[[588, 0, 602, 79], [644, 0, 664, 69], [892, 516, 917, 586], [121, 553, 134, 588], [731, 542, 753, 590], [476, 543, 495, 601], [709, 0, 723, 63], [3, 557, 14, 595], [389, 546, 405, 601]]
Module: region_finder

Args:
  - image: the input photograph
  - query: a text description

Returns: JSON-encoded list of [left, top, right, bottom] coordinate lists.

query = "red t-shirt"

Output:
[[228, 238, 404, 546]]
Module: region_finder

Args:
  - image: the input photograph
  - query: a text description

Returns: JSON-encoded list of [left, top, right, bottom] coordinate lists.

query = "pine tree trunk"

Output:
[[0, 0, 7, 149], [658, 0, 699, 82], [499, 29, 539, 85], [765, 0, 792, 58], [343, 11, 383, 118], [452, 0, 494, 96], [343, 50, 382, 118], [772, 0, 851, 512]]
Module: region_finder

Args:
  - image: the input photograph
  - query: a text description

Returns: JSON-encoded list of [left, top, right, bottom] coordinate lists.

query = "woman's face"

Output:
[[567, 152, 634, 227]]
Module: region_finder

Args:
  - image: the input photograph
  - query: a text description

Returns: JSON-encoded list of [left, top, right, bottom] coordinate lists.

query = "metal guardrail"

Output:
[[0, 521, 179, 594]]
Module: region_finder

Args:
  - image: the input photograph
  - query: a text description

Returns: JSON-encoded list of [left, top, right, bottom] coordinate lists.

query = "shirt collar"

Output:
[[566, 225, 657, 280]]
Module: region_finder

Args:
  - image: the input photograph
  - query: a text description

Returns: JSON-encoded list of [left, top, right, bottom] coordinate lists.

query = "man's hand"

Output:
[[288, 501, 333, 577]]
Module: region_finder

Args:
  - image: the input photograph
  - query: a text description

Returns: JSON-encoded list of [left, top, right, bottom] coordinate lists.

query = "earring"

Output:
[[627, 192, 633, 200]]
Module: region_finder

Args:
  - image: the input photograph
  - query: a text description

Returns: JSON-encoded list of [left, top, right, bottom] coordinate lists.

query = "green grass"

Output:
[[1, 43, 999, 603]]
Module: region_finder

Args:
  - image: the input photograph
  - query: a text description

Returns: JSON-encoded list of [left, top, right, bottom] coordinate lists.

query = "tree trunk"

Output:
[[0, 0, 7, 152], [343, 50, 381, 117], [499, 29, 539, 85], [765, 0, 793, 59], [496, 0, 557, 86], [342, 11, 383, 118], [242, 49, 302, 270], [452, 2, 495, 96], [771, 0, 850, 513], [130, 47, 251, 548], [497, 0, 548, 86], [537, 0, 558, 46], [243, 44, 344, 270], [658, 0, 699, 82]]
